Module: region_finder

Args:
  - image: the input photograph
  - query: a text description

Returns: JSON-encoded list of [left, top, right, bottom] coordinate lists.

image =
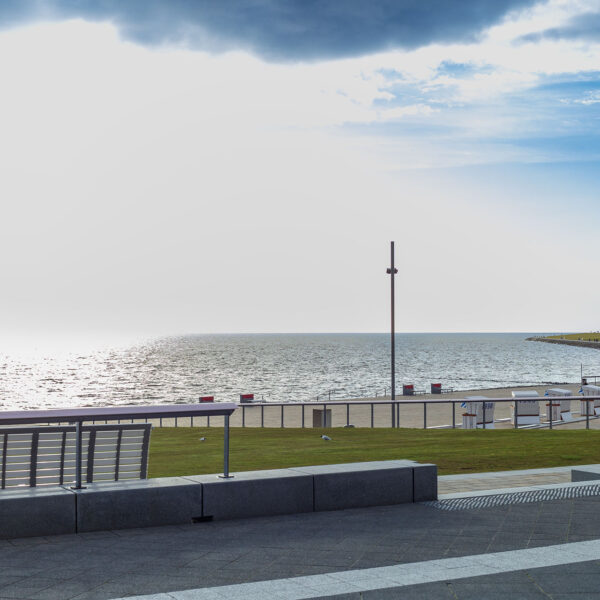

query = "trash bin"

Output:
[[312, 409, 332, 428]]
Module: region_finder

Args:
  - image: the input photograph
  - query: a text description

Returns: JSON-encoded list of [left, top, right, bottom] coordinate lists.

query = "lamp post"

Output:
[[386, 241, 398, 427]]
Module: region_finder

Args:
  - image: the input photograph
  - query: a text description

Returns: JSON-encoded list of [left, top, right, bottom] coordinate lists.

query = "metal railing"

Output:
[[0, 403, 237, 488], [194, 396, 600, 432]]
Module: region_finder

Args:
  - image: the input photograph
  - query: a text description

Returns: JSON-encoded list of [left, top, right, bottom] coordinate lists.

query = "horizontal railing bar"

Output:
[[0, 403, 237, 426], [229, 396, 600, 407]]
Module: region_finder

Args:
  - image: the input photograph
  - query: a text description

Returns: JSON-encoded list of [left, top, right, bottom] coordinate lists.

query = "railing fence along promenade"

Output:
[[88, 396, 600, 431], [225, 397, 600, 430], [0, 403, 237, 489]]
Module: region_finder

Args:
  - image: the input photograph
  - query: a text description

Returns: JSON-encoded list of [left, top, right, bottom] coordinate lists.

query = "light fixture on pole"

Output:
[[386, 241, 398, 427]]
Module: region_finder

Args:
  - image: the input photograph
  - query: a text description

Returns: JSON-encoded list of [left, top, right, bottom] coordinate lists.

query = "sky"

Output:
[[1, 0, 599, 342]]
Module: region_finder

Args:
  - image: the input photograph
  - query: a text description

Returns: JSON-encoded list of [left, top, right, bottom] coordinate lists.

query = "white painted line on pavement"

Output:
[[112, 538, 600, 600]]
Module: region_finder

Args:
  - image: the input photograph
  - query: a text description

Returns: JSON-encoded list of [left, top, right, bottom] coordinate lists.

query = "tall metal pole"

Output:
[[387, 241, 398, 426]]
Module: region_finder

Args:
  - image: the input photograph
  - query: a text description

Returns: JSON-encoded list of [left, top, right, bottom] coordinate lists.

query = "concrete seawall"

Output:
[[527, 337, 600, 351]]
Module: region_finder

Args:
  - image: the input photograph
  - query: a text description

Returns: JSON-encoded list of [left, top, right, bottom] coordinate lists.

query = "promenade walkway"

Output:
[[439, 466, 573, 495], [2, 467, 600, 599]]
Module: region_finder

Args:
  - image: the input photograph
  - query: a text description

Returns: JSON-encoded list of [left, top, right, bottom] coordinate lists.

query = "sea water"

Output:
[[0, 333, 597, 410]]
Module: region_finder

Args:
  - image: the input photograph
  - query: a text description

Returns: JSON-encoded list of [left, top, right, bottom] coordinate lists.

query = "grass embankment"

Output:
[[148, 427, 600, 478], [547, 333, 600, 342]]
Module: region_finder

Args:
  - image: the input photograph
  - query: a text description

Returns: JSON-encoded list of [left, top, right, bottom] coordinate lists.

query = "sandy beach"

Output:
[[147, 382, 598, 429]]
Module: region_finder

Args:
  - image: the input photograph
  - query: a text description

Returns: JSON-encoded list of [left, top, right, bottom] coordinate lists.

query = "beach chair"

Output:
[[545, 388, 573, 422], [511, 390, 540, 425], [461, 396, 495, 429], [403, 384, 426, 395], [239, 394, 256, 403], [431, 383, 454, 394], [580, 385, 600, 416]]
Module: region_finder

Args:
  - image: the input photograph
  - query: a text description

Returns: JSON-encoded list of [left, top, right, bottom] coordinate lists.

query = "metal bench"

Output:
[[0, 424, 151, 489]]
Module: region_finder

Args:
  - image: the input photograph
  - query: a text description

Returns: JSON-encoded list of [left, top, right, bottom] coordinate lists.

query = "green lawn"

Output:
[[547, 332, 600, 342], [148, 427, 600, 478]]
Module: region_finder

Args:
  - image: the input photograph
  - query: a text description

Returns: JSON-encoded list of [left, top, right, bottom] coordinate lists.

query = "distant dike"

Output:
[[526, 337, 600, 350]]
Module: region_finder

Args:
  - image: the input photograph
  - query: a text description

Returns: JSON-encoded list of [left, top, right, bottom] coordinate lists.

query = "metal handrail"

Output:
[[0, 403, 238, 488], [229, 396, 600, 407]]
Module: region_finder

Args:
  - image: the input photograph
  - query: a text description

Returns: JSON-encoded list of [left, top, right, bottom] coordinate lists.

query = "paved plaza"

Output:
[[1, 468, 600, 599], [438, 466, 573, 495]]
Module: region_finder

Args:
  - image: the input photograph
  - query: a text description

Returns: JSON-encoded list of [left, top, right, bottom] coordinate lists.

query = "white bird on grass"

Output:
[[199, 437, 206, 441], [321, 434, 331, 441]]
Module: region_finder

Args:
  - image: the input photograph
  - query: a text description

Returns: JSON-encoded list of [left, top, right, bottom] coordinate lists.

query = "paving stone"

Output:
[[3, 489, 600, 600], [359, 582, 456, 599]]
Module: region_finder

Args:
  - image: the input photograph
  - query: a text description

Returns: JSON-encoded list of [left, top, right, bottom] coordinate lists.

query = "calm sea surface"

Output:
[[0, 333, 598, 410]]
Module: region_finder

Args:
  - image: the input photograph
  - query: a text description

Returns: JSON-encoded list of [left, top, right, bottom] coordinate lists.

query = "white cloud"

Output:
[[377, 103, 437, 120], [0, 13, 599, 337], [573, 90, 600, 104]]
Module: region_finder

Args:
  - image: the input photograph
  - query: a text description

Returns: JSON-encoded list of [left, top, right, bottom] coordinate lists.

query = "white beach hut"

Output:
[[511, 390, 540, 425], [462, 396, 495, 429], [545, 388, 573, 422], [581, 385, 600, 417]]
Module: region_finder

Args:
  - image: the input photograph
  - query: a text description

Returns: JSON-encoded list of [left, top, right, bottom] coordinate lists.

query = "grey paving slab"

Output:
[[413, 463, 438, 501], [572, 466, 600, 482], [186, 469, 313, 520], [75, 478, 203, 533], [291, 461, 415, 511], [0, 487, 76, 539], [2, 490, 600, 599]]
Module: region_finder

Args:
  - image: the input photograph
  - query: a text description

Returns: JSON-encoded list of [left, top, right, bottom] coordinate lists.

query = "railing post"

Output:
[[587, 400, 590, 430], [219, 414, 233, 479], [371, 403, 374, 428], [72, 420, 84, 490], [346, 404, 350, 427], [261, 405, 264, 428], [452, 402, 455, 429], [281, 405, 284, 428], [242, 405, 246, 428], [548, 399, 552, 430], [423, 403, 427, 429], [482, 401, 486, 430], [301, 404, 305, 428], [323, 404, 327, 427], [391, 403, 394, 427], [514, 402, 518, 429]]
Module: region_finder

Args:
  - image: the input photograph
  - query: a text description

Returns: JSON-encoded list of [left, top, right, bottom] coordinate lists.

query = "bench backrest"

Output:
[[0, 423, 152, 489]]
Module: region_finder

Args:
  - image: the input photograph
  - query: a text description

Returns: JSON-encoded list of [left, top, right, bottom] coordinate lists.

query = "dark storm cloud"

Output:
[[519, 11, 600, 43], [0, 0, 542, 61]]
